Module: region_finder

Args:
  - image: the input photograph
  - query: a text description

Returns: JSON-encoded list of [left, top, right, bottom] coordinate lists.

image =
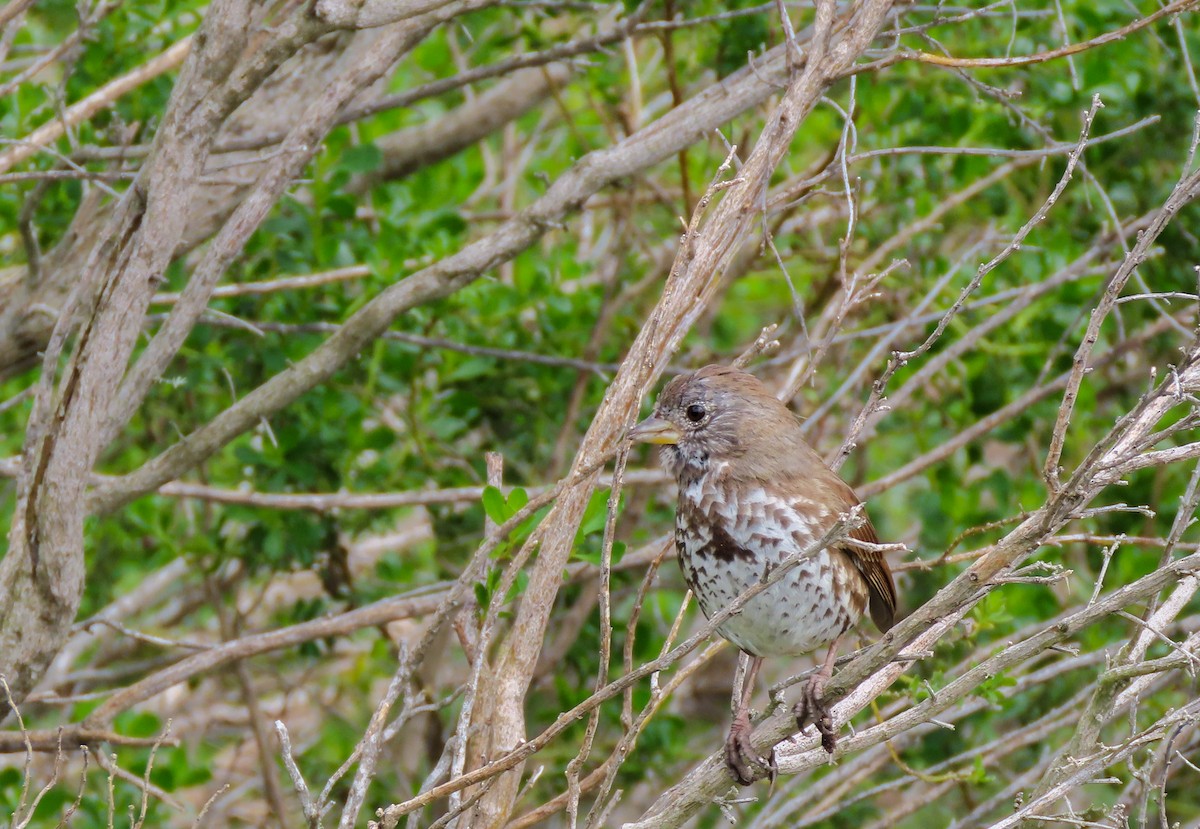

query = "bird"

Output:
[[629, 364, 896, 785]]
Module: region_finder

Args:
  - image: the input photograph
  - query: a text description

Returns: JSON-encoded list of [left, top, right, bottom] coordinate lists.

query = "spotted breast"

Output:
[[674, 463, 869, 658]]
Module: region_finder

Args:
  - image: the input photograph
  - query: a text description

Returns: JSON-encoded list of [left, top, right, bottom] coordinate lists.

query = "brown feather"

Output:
[[846, 517, 897, 632], [803, 468, 897, 633]]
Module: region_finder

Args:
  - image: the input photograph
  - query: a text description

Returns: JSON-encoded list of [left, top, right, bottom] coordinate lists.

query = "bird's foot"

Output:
[[724, 711, 776, 786], [793, 674, 837, 754]]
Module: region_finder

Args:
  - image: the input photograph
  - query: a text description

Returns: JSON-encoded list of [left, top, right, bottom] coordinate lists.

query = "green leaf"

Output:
[[120, 711, 163, 739], [974, 670, 1017, 705], [968, 756, 991, 785], [473, 580, 490, 610], [508, 486, 529, 513], [339, 143, 382, 173], [446, 356, 496, 382], [578, 489, 611, 539], [482, 485, 509, 524], [611, 541, 626, 565]]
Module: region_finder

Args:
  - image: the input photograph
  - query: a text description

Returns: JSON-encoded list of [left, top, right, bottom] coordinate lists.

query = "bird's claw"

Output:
[[724, 714, 775, 786], [793, 675, 837, 754]]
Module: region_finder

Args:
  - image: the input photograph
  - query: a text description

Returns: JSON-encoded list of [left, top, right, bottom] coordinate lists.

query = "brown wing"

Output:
[[803, 464, 898, 633], [845, 515, 897, 632], [740, 422, 898, 632]]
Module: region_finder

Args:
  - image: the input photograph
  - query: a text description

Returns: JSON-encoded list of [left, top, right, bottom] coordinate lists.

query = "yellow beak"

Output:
[[629, 415, 681, 445]]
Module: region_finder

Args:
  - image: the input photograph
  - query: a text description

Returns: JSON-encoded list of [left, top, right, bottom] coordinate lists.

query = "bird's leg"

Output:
[[725, 653, 775, 786], [793, 635, 842, 754]]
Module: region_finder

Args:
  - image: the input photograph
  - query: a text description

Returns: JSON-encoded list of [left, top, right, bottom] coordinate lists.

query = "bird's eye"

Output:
[[685, 403, 706, 423]]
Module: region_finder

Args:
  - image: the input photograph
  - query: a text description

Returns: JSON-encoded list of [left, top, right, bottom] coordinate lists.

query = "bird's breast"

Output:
[[673, 473, 865, 657], [676, 473, 831, 555]]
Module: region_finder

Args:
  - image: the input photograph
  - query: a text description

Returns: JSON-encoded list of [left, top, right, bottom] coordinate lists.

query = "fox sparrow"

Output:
[[630, 364, 896, 785]]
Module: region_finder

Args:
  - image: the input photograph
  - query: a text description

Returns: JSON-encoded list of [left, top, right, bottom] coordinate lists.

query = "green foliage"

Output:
[[4, 0, 1200, 826]]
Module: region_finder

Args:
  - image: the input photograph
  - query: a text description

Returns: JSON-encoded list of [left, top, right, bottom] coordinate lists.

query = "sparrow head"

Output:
[[629, 365, 802, 478]]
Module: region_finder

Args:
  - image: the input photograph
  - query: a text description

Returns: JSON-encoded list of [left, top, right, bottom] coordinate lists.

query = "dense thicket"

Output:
[[3, 1, 1200, 827]]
